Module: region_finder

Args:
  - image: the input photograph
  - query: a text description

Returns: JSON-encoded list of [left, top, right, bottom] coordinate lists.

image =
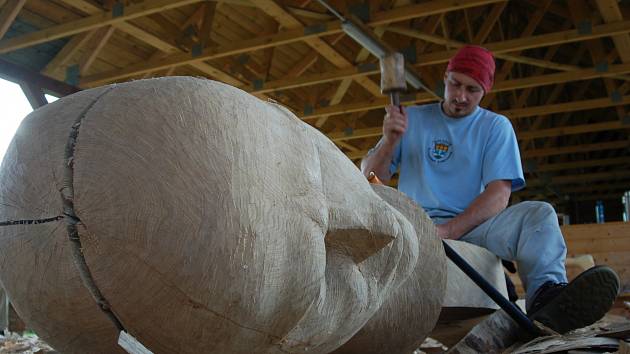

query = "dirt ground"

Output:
[[1, 300, 628, 353]]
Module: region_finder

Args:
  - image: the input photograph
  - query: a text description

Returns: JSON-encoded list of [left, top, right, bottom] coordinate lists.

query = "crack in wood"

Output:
[[0, 215, 64, 226]]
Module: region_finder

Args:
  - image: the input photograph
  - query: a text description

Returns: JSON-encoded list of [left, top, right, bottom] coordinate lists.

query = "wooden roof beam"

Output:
[[517, 121, 627, 140], [532, 156, 630, 173], [482, 0, 553, 106], [78, 0, 508, 86], [595, 0, 630, 63], [503, 95, 630, 119], [0, 0, 204, 53], [42, 29, 97, 76], [571, 1, 627, 121], [296, 63, 630, 120], [518, 181, 630, 197], [253, 55, 630, 97], [526, 169, 630, 187], [370, 0, 506, 25], [0, 0, 26, 39], [329, 113, 629, 143], [55, 0, 243, 87], [472, 2, 506, 44], [522, 139, 630, 159], [79, 26, 115, 75], [388, 19, 630, 76], [254, 0, 381, 97], [82, 6, 630, 88]]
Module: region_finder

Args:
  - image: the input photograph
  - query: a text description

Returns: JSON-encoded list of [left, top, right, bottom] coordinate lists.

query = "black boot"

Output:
[[527, 266, 620, 334]]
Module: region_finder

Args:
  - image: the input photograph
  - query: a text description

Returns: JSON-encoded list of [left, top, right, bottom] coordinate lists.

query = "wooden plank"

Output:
[[0, 0, 203, 53], [566, 237, 630, 255], [0, 0, 26, 39], [562, 222, 630, 241]]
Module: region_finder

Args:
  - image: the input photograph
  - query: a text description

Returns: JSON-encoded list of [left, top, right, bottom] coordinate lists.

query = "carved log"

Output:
[[332, 185, 447, 354], [0, 77, 429, 353]]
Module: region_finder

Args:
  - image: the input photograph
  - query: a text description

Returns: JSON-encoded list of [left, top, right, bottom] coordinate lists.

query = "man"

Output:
[[361, 45, 619, 334]]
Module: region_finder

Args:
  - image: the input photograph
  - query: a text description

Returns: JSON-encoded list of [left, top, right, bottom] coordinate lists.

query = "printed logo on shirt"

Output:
[[428, 139, 453, 163]]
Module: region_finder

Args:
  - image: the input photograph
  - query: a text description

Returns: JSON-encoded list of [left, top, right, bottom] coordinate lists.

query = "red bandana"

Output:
[[446, 45, 495, 93]]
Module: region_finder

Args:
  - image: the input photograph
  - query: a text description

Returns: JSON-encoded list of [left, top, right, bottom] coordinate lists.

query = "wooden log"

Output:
[[0, 77, 432, 353]]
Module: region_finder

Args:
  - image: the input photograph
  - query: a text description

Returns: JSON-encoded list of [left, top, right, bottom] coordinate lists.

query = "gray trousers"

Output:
[[435, 201, 568, 308]]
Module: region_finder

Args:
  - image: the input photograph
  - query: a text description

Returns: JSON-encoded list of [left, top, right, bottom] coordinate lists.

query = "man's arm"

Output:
[[437, 179, 512, 240], [361, 105, 407, 182]]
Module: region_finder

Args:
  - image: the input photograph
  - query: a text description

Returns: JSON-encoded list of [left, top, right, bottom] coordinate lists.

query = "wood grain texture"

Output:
[[332, 185, 446, 354], [0, 77, 426, 353], [0, 87, 123, 353]]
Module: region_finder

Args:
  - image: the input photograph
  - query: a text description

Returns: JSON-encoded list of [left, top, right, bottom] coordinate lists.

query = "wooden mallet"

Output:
[[380, 52, 407, 108]]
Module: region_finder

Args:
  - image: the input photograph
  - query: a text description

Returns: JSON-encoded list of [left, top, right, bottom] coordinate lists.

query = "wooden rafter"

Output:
[[326, 109, 629, 143], [596, 0, 630, 63], [388, 20, 630, 73], [56, 0, 243, 86], [527, 170, 630, 187], [79, 26, 115, 75], [254, 0, 381, 97], [77, 0, 511, 87], [0, 0, 204, 53], [42, 29, 97, 76], [0, 0, 25, 39], [532, 156, 630, 173], [296, 63, 630, 120]]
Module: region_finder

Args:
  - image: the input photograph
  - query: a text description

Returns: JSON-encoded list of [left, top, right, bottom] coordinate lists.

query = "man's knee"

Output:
[[513, 201, 558, 225]]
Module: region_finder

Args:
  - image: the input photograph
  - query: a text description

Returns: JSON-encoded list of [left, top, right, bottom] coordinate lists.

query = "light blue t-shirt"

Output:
[[388, 103, 525, 218]]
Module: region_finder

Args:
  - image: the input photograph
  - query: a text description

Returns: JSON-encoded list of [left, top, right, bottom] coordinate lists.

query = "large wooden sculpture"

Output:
[[0, 77, 450, 353]]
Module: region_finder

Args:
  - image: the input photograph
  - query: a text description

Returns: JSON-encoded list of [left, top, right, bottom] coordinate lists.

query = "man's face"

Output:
[[442, 71, 484, 118]]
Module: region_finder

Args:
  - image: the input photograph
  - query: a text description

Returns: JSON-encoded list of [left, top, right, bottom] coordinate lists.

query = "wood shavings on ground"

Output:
[[509, 316, 630, 354], [0, 331, 56, 353]]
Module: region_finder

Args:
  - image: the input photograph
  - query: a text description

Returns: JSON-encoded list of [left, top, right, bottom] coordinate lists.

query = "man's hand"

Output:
[[436, 223, 457, 240], [383, 105, 408, 146]]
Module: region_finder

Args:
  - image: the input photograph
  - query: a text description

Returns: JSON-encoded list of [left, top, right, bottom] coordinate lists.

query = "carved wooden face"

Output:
[[0, 77, 433, 354]]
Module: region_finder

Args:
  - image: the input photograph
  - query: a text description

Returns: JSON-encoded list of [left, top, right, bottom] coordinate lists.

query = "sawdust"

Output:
[[0, 331, 55, 354]]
